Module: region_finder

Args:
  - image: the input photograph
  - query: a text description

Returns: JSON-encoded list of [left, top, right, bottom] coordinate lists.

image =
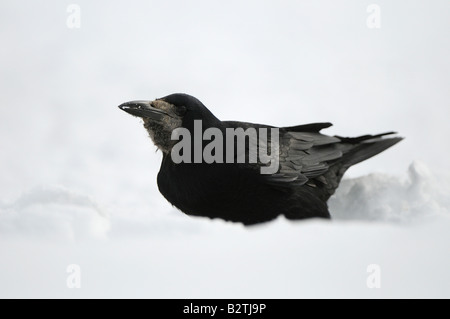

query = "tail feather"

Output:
[[335, 131, 397, 144], [315, 133, 403, 201], [338, 134, 403, 168]]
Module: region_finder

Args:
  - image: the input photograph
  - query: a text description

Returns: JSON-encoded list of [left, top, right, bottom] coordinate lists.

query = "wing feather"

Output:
[[265, 128, 343, 186]]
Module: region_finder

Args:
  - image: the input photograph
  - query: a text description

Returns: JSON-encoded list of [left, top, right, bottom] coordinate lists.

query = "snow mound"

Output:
[[329, 161, 450, 223], [0, 185, 110, 241]]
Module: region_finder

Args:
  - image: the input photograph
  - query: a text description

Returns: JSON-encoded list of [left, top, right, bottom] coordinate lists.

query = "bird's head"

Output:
[[118, 93, 220, 153]]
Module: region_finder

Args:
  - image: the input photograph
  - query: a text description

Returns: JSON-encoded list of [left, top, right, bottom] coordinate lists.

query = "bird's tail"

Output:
[[335, 132, 404, 168], [314, 132, 403, 201]]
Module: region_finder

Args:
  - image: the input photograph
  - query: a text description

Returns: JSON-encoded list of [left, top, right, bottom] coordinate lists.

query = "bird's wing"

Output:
[[222, 120, 401, 200], [223, 121, 344, 186], [264, 128, 345, 187], [263, 128, 402, 189]]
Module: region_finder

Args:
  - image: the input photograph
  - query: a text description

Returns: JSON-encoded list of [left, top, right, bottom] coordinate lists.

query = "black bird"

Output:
[[119, 93, 402, 225]]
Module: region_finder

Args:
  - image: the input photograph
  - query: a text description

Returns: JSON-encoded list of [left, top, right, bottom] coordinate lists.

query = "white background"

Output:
[[0, 0, 449, 298]]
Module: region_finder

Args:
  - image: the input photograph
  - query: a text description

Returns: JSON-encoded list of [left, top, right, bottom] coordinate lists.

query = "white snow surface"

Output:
[[1, 161, 449, 298], [1, 0, 449, 298]]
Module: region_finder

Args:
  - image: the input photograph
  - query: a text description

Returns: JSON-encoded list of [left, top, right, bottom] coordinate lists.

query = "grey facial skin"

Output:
[[118, 99, 182, 153]]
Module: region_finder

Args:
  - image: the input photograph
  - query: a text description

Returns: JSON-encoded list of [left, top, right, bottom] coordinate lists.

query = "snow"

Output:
[[1, 174, 450, 298], [330, 161, 450, 223], [1, 0, 449, 298]]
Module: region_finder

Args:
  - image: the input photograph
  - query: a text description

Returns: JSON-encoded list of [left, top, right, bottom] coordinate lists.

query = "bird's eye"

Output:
[[174, 105, 187, 116]]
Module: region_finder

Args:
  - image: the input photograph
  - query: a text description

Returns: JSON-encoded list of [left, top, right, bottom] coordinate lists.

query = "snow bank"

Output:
[[0, 185, 110, 241], [0, 161, 449, 298], [1, 161, 448, 242], [330, 161, 450, 223]]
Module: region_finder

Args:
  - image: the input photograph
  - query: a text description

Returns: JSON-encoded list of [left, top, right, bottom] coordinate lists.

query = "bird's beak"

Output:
[[118, 100, 169, 121]]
